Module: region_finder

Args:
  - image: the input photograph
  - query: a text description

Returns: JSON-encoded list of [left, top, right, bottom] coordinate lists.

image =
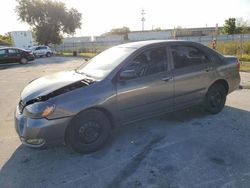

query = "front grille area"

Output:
[[18, 100, 25, 114]]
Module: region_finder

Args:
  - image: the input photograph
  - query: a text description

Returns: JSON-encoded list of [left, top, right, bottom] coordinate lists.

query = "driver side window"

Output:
[[124, 47, 167, 79]]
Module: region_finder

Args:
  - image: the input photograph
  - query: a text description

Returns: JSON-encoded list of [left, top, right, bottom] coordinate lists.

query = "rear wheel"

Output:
[[20, 58, 28, 64], [204, 84, 227, 114], [66, 109, 111, 154]]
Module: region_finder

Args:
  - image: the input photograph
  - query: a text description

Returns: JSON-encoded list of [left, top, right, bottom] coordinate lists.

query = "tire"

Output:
[[20, 58, 28, 64], [66, 109, 111, 154], [46, 52, 51, 57], [204, 84, 227, 114]]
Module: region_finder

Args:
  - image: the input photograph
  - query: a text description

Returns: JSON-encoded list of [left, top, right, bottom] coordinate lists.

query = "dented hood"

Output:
[[21, 70, 91, 103]]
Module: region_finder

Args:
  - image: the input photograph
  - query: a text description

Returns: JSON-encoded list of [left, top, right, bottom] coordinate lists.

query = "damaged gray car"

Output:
[[15, 40, 240, 153]]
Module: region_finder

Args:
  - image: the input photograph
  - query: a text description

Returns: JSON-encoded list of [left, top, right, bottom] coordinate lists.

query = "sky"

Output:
[[0, 0, 250, 36]]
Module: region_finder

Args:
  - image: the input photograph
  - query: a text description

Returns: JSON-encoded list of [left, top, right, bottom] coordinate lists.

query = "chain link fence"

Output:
[[55, 34, 250, 57]]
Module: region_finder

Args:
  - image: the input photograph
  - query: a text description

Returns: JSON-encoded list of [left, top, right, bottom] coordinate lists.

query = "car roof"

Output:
[[0, 47, 26, 51], [116, 40, 200, 49], [29, 45, 48, 48]]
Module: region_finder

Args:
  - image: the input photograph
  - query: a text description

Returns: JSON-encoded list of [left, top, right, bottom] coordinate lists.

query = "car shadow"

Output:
[[1, 105, 250, 187], [0, 56, 85, 70]]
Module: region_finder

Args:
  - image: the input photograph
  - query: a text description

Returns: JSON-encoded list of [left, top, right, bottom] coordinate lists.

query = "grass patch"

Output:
[[208, 41, 250, 62], [239, 54, 250, 62], [79, 52, 97, 58], [240, 61, 250, 72], [57, 52, 97, 58]]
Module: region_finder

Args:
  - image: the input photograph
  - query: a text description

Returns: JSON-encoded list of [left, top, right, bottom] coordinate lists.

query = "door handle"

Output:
[[162, 76, 173, 82], [204, 66, 213, 72]]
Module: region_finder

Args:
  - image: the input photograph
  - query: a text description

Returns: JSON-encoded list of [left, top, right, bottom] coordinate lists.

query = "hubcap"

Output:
[[210, 91, 222, 107], [78, 121, 101, 144], [21, 58, 27, 63]]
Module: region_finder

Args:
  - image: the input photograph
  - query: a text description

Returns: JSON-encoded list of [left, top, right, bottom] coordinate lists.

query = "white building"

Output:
[[10, 31, 33, 49], [94, 35, 124, 42]]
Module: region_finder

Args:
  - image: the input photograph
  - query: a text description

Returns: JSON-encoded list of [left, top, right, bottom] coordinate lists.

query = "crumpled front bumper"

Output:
[[14, 106, 72, 148]]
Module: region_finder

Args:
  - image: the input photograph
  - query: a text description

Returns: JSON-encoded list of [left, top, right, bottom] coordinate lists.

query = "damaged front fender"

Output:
[[18, 78, 95, 119]]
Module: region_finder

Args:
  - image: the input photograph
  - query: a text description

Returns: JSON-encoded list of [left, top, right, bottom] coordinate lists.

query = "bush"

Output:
[[239, 54, 250, 62]]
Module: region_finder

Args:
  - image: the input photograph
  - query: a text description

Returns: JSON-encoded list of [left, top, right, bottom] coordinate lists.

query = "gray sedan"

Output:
[[15, 40, 240, 153]]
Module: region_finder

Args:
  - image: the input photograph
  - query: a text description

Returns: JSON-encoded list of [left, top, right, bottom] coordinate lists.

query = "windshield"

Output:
[[77, 46, 135, 79]]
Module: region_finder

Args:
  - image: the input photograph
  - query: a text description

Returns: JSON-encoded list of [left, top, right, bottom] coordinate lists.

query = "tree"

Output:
[[110, 27, 130, 35], [0, 33, 12, 45], [153, 27, 161, 31], [103, 27, 130, 40], [223, 18, 236, 34], [16, 0, 82, 45], [236, 17, 250, 34]]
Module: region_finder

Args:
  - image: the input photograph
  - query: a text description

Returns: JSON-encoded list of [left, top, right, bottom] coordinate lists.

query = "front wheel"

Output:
[[46, 52, 51, 57], [204, 84, 227, 114], [66, 109, 111, 154]]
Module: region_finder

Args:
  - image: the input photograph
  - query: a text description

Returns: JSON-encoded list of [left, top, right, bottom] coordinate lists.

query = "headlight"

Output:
[[24, 102, 55, 119]]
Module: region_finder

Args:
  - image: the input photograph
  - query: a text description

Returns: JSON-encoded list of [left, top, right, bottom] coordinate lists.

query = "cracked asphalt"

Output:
[[1, 57, 250, 188]]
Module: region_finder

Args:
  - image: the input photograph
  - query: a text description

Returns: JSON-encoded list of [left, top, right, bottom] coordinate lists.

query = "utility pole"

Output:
[[141, 9, 145, 31]]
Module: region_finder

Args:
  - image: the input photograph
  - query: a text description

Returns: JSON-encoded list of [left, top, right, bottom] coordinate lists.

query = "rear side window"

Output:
[[36, 46, 46, 50], [205, 47, 225, 63], [171, 46, 210, 69]]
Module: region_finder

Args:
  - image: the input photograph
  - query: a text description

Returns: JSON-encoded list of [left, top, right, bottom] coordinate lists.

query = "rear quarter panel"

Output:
[[203, 48, 240, 94]]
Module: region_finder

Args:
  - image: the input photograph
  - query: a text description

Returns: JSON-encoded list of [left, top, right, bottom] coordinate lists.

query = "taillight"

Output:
[[236, 59, 240, 71]]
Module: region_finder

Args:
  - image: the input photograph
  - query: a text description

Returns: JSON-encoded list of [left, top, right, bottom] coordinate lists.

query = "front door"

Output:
[[116, 47, 174, 123]]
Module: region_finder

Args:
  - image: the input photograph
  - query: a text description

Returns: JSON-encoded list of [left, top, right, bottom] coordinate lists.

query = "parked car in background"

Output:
[[15, 40, 240, 153], [0, 47, 35, 64], [29, 45, 53, 57]]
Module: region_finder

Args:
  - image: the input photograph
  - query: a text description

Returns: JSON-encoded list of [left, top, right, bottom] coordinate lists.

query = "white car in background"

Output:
[[29, 45, 53, 57]]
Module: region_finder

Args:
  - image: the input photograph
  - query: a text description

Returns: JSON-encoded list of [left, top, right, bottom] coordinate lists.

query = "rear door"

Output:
[[169, 44, 215, 110], [116, 46, 174, 123]]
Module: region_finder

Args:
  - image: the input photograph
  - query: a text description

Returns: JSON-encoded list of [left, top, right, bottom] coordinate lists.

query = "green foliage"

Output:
[[110, 27, 130, 35], [0, 33, 12, 45], [240, 54, 250, 62], [208, 41, 250, 62], [214, 41, 250, 56], [153, 27, 162, 31], [58, 52, 97, 58], [16, 0, 82, 45], [103, 27, 130, 40], [240, 61, 250, 72], [223, 18, 236, 34], [236, 18, 250, 34]]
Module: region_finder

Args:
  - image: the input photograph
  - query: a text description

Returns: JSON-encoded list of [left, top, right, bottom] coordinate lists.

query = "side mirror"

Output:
[[119, 70, 137, 80]]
